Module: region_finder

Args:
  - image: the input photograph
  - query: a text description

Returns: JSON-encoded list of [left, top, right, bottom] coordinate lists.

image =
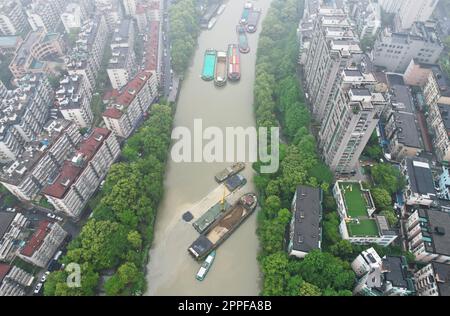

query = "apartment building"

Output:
[[123, 0, 137, 16], [107, 19, 136, 89], [18, 221, 67, 268], [372, 21, 443, 73], [352, 247, 415, 296], [135, 4, 148, 32], [0, 1, 30, 36], [333, 181, 397, 246], [9, 30, 65, 79], [287, 185, 323, 259], [43, 128, 120, 219], [414, 262, 450, 296], [55, 74, 93, 128], [347, 0, 381, 40], [403, 59, 442, 87], [94, 0, 124, 31], [103, 70, 158, 138], [424, 67, 450, 162], [0, 212, 28, 262], [0, 265, 34, 296], [26, 0, 65, 32], [65, 16, 108, 95], [302, 7, 362, 122], [401, 157, 437, 206], [379, 0, 402, 14], [0, 74, 52, 163], [0, 35, 22, 54], [398, 0, 440, 30], [319, 69, 386, 174], [438, 166, 450, 200], [406, 209, 450, 264], [60, 3, 85, 33], [0, 120, 82, 201]]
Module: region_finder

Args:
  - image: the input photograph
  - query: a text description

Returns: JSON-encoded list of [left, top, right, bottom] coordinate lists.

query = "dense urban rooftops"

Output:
[[418, 209, 450, 257]]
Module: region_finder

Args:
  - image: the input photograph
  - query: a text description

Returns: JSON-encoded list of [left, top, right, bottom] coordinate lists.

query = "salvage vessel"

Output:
[[188, 193, 258, 260]]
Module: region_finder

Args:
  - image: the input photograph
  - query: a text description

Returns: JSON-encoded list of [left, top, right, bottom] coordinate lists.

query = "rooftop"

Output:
[[55, 74, 84, 110], [431, 262, 450, 296], [418, 209, 450, 257], [20, 221, 51, 257], [0, 212, 15, 239], [390, 84, 415, 114], [390, 112, 422, 148], [382, 256, 410, 290], [42, 128, 111, 199], [291, 186, 323, 253], [404, 157, 436, 197], [0, 36, 21, 48]]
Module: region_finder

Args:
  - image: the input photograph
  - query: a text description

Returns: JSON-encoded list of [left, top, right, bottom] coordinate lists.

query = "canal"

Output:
[[145, 0, 272, 295]]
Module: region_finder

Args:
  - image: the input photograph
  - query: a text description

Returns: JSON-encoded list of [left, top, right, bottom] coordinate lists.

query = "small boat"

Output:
[[240, 2, 253, 25], [217, 4, 226, 15], [215, 162, 245, 182], [196, 250, 216, 281], [201, 49, 217, 81], [214, 51, 227, 86], [224, 174, 247, 192], [208, 17, 217, 29], [236, 25, 250, 54]]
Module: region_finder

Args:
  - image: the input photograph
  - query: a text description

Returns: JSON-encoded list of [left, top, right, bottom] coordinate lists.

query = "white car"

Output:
[[34, 283, 43, 294], [47, 213, 56, 219], [56, 216, 63, 222], [40, 274, 47, 283], [6, 207, 16, 212]]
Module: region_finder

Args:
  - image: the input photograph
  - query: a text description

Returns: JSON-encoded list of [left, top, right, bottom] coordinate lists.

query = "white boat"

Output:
[[196, 250, 216, 281], [208, 17, 217, 29], [217, 4, 226, 15]]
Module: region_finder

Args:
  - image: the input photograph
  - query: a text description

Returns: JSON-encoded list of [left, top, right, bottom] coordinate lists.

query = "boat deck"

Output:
[[188, 184, 232, 220], [202, 53, 216, 78], [206, 206, 248, 243]]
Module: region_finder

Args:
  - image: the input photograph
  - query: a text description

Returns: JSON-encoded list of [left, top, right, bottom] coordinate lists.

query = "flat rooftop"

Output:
[[418, 209, 450, 257]]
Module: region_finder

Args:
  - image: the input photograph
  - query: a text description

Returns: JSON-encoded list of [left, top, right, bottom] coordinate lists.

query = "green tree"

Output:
[[371, 187, 392, 211], [299, 282, 322, 296], [371, 163, 406, 194]]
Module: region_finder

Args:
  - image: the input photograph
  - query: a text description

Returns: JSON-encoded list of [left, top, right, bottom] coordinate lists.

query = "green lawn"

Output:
[[347, 219, 379, 237], [340, 183, 368, 217]]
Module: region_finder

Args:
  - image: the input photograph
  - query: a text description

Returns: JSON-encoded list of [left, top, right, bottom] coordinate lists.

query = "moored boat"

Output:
[[201, 49, 217, 81], [240, 2, 253, 25], [193, 199, 231, 234], [214, 51, 227, 86], [188, 193, 258, 261], [236, 25, 250, 54], [246, 9, 261, 33], [196, 250, 216, 281], [207, 17, 217, 29], [224, 174, 247, 192], [227, 44, 240, 81], [217, 4, 226, 15], [215, 162, 245, 182]]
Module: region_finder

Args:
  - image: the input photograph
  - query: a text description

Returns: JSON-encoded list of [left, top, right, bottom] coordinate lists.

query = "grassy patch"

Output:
[[340, 183, 367, 217], [347, 219, 379, 237]]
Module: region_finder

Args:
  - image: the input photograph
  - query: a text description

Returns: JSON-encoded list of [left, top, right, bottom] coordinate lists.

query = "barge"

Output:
[[236, 25, 250, 53], [227, 44, 240, 81], [214, 51, 228, 86], [215, 162, 245, 182], [239, 2, 253, 25], [201, 49, 217, 81], [188, 193, 258, 260], [246, 9, 261, 33], [193, 199, 231, 234]]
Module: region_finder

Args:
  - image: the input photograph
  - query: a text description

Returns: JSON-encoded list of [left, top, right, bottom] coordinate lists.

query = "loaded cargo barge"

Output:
[[188, 193, 258, 261], [227, 44, 240, 81], [246, 9, 261, 33], [201, 49, 217, 81], [215, 162, 245, 182], [236, 25, 250, 54]]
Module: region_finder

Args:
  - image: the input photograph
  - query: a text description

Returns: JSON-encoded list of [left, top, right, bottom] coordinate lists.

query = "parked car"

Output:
[[46, 213, 56, 219], [54, 250, 62, 261], [34, 283, 43, 294], [5, 207, 16, 213], [40, 274, 47, 283], [55, 216, 63, 222]]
